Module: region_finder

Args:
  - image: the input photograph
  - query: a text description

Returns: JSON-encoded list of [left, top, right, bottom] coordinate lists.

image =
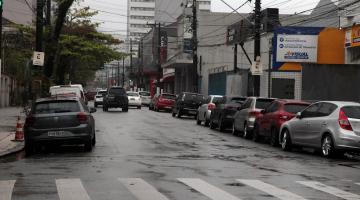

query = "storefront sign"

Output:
[[276, 34, 318, 63], [345, 29, 352, 48], [351, 25, 360, 47]]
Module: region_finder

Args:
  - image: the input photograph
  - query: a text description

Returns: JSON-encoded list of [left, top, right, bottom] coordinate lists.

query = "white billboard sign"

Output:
[[276, 34, 318, 63], [33, 51, 45, 66]]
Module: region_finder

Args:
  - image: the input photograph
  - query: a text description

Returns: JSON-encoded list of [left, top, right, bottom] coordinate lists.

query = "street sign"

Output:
[[33, 51, 45, 66], [251, 56, 263, 75]]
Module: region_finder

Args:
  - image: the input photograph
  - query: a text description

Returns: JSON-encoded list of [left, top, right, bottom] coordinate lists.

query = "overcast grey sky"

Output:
[[80, 0, 322, 35]]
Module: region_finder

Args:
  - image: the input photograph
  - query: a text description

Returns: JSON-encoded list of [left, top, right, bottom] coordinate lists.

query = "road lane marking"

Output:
[[56, 179, 91, 200], [118, 178, 170, 200], [237, 179, 307, 200], [178, 178, 242, 200], [297, 181, 360, 200], [0, 180, 16, 200]]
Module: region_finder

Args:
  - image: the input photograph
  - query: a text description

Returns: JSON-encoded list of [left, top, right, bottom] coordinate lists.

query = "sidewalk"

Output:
[[0, 107, 25, 157]]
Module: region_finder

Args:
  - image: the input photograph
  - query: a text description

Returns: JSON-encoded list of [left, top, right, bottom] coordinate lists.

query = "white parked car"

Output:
[[94, 89, 107, 107], [127, 91, 142, 109], [139, 91, 151, 106]]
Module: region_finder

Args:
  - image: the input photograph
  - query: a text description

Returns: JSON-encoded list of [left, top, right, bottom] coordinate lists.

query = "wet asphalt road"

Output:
[[1, 105, 360, 200]]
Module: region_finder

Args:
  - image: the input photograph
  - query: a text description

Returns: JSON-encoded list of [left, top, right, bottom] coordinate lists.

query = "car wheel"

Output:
[[321, 135, 338, 158], [123, 107, 128, 112], [270, 127, 279, 147], [204, 119, 210, 127], [92, 133, 96, 146], [219, 116, 225, 132], [25, 141, 34, 156], [84, 138, 93, 152], [172, 111, 176, 117], [243, 123, 251, 139], [210, 119, 216, 129], [137, 106, 141, 109], [232, 122, 239, 136], [252, 123, 261, 142], [281, 129, 292, 151], [196, 114, 201, 125], [94, 103, 97, 108], [177, 109, 182, 118]]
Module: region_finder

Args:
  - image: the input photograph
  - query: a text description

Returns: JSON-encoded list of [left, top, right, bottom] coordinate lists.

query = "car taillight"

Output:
[[77, 112, 88, 124], [339, 109, 353, 131], [159, 98, 164, 102], [25, 115, 35, 126], [249, 111, 261, 118], [208, 103, 216, 110]]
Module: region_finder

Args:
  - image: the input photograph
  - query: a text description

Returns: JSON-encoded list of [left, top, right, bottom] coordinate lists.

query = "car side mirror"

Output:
[[260, 109, 265, 114], [296, 112, 302, 119], [90, 107, 97, 113]]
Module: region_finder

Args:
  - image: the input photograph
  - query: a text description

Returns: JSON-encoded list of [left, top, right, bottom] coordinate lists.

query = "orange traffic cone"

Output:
[[13, 116, 24, 141]]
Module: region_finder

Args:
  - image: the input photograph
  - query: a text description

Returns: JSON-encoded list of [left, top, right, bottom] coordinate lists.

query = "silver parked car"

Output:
[[280, 101, 360, 157], [233, 97, 275, 138], [139, 91, 151, 106], [196, 95, 223, 126]]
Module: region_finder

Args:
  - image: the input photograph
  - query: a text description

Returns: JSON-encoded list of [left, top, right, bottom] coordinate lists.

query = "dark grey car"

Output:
[[24, 97, 96, 154]]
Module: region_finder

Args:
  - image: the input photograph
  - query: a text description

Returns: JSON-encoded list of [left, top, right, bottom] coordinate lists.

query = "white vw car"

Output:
[[127, 91, 142, 109]]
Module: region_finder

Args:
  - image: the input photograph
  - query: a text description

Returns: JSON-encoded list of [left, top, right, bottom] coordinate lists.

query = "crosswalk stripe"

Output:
[[0, 180, 16, 200], [56, 179, 91, 200], [119, 178, 170, 200], [178, 178, 242, 200], [297, 181, 360, 200], [356, 183, 360, 186], [237, 179, 307, 200]]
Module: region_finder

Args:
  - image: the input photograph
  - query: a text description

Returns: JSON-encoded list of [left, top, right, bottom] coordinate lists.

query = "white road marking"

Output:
[[0, 180, 16, 200], [355, 183, 360, 186], [56, 179, 91, 200], [297, 181, 360, 200], [178, 178, 242, 200], [119, 178, 170, 200], [237, 179, 307, 200]]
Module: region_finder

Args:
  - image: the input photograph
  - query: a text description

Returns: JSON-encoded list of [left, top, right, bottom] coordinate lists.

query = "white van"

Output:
[[50, 85, 87, 103]]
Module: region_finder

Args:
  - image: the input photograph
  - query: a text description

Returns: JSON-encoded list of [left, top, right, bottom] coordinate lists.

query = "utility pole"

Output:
[[130, 38, 133, 81], [192, 0, 198, 93], [157, 22, 161, 94], [253, 0, 261, 96], [122, 56, 125, 87], [36, 0, 44, 52], [234, 43, 237, 73], [117, 61, 120, 86], [46, 0, 51, 28], [0, 0, 3, 86]]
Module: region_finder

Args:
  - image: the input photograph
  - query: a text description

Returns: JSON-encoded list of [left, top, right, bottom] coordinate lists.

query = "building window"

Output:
[[131, 0, 154, 2], [130, 7, 155, 11], [130, 15, 154, 20], [130, 24, 150, 28]]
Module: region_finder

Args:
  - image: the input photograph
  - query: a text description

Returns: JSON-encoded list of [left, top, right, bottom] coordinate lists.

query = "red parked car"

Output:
[[153, 93, 176, 112], [253, 99, 310, 146]]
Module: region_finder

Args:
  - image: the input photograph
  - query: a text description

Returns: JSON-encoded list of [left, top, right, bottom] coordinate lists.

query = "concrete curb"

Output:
[[0, 133, 24, 157]]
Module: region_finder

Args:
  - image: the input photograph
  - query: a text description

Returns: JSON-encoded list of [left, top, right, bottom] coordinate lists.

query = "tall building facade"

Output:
[[127, 0, 155, 41], [155, 0, 211, 23]]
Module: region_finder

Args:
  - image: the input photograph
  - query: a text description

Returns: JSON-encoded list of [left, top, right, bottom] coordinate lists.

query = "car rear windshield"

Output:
[[256, 99, 275, 109], [212, 97, 223, 103], [184, 94, 203, 101], [34, 101, 80, 114], [127, 93, 139, 97], [139, 92, 150, 96], [342, 106, 360, 119], [98, 91, 107, 95], [284, 104, 309, 114], [109, 88, 126, 95], [229, 97, 246, 104], [162, 94, 176, 100]]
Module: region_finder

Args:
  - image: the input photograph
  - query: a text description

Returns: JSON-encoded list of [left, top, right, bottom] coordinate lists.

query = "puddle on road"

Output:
[[225, 182, 245, 187]]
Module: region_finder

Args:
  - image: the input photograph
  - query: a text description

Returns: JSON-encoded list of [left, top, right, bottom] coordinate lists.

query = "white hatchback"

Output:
[[127, 91, 142, 109]]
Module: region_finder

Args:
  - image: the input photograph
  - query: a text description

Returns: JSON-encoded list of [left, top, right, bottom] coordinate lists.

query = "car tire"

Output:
[[321, 135, 338, 158], [25, 141, 34, 156], [270, 127, 279, 147], [92, 132, 96, 146], [84, 138, 93, 152], [137, 106, 141, 109], [210, 119, 216, 129], [243, 123, 251, 139], [232, 122, 239, 136], [204, 120, 210, 127], [252, 123, 261, 142], [219, 116, 225, 132], [196, 114, 201, 125], [94, 103, 98, 108], [172, 112, 176, 117], [177, 109, 182, 118], [123, 107, 128, 112], [281, 129, 292, 151]]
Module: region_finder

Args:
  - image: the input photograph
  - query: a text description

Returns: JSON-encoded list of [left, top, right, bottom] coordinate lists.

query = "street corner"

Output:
[[0, 132, 24, 157]]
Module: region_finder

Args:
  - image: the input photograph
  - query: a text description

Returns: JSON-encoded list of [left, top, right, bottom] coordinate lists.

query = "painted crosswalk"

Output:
[[237, 179, 307, 200], [1, 178, 360, 199], [0, 180, 16, 200], [297, 181, 360, 200], [178, 178, 242, 200]]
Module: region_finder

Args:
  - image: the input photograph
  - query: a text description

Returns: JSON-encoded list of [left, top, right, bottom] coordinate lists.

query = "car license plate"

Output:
[[189, 111, 196, 114], [130, 98, 135, 100], [47, 131, 70, 137]]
